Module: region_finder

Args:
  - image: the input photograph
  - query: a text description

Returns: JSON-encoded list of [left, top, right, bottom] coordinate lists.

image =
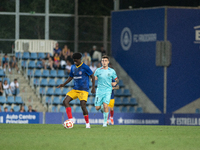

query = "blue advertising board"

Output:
[[0, 112, 43, 124], [112, 8, 165, 112]]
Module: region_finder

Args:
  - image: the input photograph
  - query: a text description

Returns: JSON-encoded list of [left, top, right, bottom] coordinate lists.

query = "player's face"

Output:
[[74, 59, 81, 66], [101, 58, 109, 67]]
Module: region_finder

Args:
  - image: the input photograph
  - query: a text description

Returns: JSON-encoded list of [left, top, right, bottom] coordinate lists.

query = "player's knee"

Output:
[[95, 106, 100, 110]]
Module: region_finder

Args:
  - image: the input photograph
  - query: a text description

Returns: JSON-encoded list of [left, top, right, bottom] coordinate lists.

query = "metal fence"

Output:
[[0, 0, 111, 55]]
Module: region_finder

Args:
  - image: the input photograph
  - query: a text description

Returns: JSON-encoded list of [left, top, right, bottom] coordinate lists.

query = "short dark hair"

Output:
[[72, 53, 82, 59], [102, 55, 109, 60], [14, 79, 17, 82]]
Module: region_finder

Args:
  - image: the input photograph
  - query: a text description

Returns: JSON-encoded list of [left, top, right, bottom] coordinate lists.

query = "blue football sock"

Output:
[[103, 112, 109, 123]]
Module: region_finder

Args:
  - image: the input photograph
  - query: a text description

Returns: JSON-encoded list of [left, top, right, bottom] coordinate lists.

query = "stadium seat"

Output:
[[123, 89, 131, 97], [33, 78, 40, 86], [59, 106, 66, 112], [195, 108, 200, 113], [121, 107, 128, 113], [45, 96, 52, 104], [136, 107, 143, 113], [38, 53, 45, 60], [67, 80, 74, 87], [0, 70, 5, 77], [6, 105, 11, 111], [46, 88, 54, 96], [22, 52, 30, 60], [0, 96, 6, 104], [56, 79, 63, 86], [3, 78, 10, 84], [129, 107, 135, 113], [86, 98, 92, 105], [40, 78, 48, 87], [95, 80, 98, 87], [53, 96, 61, 105], [54, 88, 62, 96], [130, 98, 138, 106], [49, 70, 57, 78], [15, 52, 22, 60], [114, 107, 121, 113], [36, 61, 43, 69], [0, 105, 4, 112], [122, 98, 129, 105], [13, 105, 20, 112], [115, 97, 121, 105], [57, 70, 65, 78], [21, 60, 27, 68], [118, 80, 125, 87], [115, 89, 122, 96], [34, 70, 42, 78], [24, 105, 28, 112], [62, 88, 69, 96], [42, 70, 49, 78], [7, 96, 15, 104], [0, 78, 2, 81], [75, 106, 82, 112], [15, 96, 23, 104], [48, 79, 56, 87], [27, 69, 34, 77], [30, 53, 38, 60], [39, 87, 46, 95], [69, 99, 77, 105], [90, 107, 99, 113], [51, 106, 58, 112], [89, 80, 92, 87]]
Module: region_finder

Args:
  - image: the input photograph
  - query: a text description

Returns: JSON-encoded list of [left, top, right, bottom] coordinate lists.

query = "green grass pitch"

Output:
[[0, 124, 199, 150]]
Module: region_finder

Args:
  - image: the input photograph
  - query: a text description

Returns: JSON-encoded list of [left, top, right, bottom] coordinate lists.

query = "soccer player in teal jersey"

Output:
[[94, 55, 119, 127]]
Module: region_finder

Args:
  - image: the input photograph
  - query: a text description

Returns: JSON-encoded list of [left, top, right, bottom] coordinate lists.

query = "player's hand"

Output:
[[112, 82, 117, 87], [91, 87, 95, 94], [57, 84, 64, 88]]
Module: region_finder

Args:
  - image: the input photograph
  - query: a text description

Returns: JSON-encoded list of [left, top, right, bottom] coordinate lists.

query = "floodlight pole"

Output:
[[15, 0, 20, 40], [45, 0, 49, 40], [114, 0, 120, 11], [74, 0, 78, 52]]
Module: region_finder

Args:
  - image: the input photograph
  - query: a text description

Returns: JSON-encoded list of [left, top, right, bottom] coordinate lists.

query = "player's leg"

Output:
[[78, 91, 90, 128], [102, 94, 112, 127], [108, 99, 115, 125], [95, 94, 103, 110]]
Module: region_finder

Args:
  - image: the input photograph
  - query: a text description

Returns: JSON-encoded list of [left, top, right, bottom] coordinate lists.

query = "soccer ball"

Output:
[[63, 120, 74, 129]]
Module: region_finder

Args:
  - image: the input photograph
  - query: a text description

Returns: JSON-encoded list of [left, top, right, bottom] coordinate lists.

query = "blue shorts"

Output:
[[95, 93, 111, 106]]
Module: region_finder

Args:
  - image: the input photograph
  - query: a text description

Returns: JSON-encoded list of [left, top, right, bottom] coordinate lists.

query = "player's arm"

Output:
[[57, 77, 73, 88], [90, 74, 96, 93], [112, 85, 119, 90]]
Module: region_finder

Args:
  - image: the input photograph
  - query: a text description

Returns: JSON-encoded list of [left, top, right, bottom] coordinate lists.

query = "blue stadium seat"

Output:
[[114, 107, 121, 113], [30, 53, 38, 60], [3, 78, 10, 84], [69, 99, 77, 105], [118, 80, 125, 87], [39, 87, 46, 95], [27, 69, 34, 77], [42, 70, 49, 78], [15, 96, 23, 104], [51, 106, 58, 112], [34, 69, 42, 78], [75, 106, 82, 112], [0, 70, 5, 77], [122, 97, 129, 105], [123, 89, 131, 97], [15, 52, 22, 60], [6, 105, 11, 112], [24, 105, 28, 112], [87, 98, 92, 105], [7, 96, 15, 104], [130, 98, 138, 106], [48, 79, 56, 87], [136, 107, 143, 113], [33, 78, 40, 86], [57, 70, 67, 78], [40, 78, 48, 87], [38, 53, 45, 60], [121, 107, 128, 113], [0, 78, 2, 81], [67, 80, 74, 87], [90, 107, 99, 113], [13, 105, 20, 112], [59, 106, 66, 113], [49, 70, 57, 78], [0, 96, 6, 104], [62, 88, 69, 96], [36, 61, 43, 69], [60, 97, 65, 104], [95, 80, 98, 87], [54, 88, 62, 96], [45, 96, 52, 104], [46, 87, 54, 96], [22, 52, 30, 60], [129, 107, 135, 113], [196, 108, 200, 114], [115, 97, 121, 105], [115, 89, 122, 96], [53, 96, 61, 105], [0, 105, 4, 112], [21, 60, 27, 68], [89, 80, 92, 87], [56, 79, 63, 86]]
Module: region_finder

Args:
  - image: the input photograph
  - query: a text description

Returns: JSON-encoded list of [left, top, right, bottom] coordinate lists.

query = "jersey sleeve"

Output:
[[85, 65, 93, 76], [94, 68, 99, 77], [69, 66, 74, 77], [112, 69, 118, 80]]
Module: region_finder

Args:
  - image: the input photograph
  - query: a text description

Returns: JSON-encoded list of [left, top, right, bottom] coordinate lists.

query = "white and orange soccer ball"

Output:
[[63, 120, 74, 129]]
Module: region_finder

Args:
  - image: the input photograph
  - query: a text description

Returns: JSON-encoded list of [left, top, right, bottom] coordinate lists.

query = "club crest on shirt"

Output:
[[79, 71, 82, 75], [108, 73, 110, 76]]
